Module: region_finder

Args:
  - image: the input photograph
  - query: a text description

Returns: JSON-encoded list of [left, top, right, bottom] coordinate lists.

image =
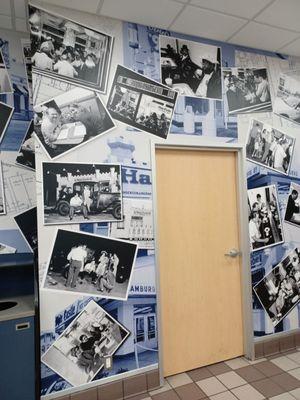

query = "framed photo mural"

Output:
[[248, 184, 284, 252], [42, 229, 138, 301], [41, 300, 130, 386], [28, 5, 114, 93], [33, 86, 115, 159], [107, 64, 178, 139], [42, 162, 123, 225]]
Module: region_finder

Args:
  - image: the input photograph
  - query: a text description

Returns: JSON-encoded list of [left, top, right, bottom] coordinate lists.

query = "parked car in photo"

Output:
[[45, 180, 122, 220]]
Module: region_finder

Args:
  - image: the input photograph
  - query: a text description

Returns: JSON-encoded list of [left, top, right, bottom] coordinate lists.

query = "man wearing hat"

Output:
[[171, 43, 221, 99]]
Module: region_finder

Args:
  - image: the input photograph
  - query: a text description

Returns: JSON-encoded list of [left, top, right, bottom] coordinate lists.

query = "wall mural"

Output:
[[0, 1, 299, 397]]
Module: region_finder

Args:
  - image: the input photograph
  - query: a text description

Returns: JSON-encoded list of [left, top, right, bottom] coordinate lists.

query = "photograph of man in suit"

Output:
[[160, 36, 222, 100], [285, 187, 300, 225]]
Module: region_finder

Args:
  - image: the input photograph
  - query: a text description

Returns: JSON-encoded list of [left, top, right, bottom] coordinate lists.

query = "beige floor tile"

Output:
[[289, 388, 300, 399], [216, 371, 247, 389], [231, 383, 265, 400], [225, 357, 249, 370], [149, 380, 172, 395], [288, 367, 300, 380], [270, 356, 299, 371], [245, 358, 267, 365], [196, 376, 227, 396], [209, 391, 238, 400], [269, 394, 296, 400], [287, 351, 300, 364], [166, 372, 193, 388]]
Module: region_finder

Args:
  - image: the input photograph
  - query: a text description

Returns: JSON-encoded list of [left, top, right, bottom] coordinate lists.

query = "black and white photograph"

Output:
[[273, 70, 300, 125], [0, 162, 6, 215], [248, 184, 284, 252], [14, 207, 37, 252], [223, 67, 272, 114], [0, 48, 13, 94], [0, 101, 14, 143], [15, 120, 35, 171], [254, 248, 300, 326], [43, 229, 138, 301], [284, 182, 300, 227], [0, 242, 17, 254], [159, 35, 222, 100], [29, 5, 113, 93], [246, 119, 295, 175], [33, 86, 115, 159], [41, 299, 130, 387], [42, 162, 122, 225], [107, 64, 178, 139]]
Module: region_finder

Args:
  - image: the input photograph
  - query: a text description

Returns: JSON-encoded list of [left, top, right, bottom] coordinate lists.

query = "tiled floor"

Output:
[[134, 350, 300, 400]]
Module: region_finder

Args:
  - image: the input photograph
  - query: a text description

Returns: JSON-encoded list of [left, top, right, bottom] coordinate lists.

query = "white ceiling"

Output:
[[2, 0, 300, 56]]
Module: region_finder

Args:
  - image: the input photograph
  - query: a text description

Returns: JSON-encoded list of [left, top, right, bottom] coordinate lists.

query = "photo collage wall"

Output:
[[0, 26, 35, 257], [0, 1, 298, 397]]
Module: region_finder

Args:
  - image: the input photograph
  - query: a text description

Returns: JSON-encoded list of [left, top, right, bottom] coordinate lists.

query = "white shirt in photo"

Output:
[[32, 52, 53, 70], [53, 60, 77, 77], [70, 196, 83, 207], [67, 246, 87, 262], [273, 144, 286, 169], [249, 219, 260, 244]]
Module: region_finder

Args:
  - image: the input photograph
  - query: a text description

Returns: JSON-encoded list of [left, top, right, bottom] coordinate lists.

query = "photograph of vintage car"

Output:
[[42, 162, 123, 225]]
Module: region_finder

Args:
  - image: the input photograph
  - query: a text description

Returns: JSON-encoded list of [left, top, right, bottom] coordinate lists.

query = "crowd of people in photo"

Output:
[[110, 91, 170, 136], [31, 38, 100, 83], [257, 249, 300, 325], [135, 111, 169, 136], [247, 122, 293, 173], [49, 244, 120, 294], [224, 69, 270, 112], [69, 320, 114, 375], [248, 192, 282, 250]]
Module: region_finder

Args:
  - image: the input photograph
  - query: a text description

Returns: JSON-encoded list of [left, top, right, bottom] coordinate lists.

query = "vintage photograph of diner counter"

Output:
[[107, 64, 178, 139], [29, 5, 114, 93], [33, 86, 115, 159], [42, 162, 123, 225], [42, 229, 138, 301]]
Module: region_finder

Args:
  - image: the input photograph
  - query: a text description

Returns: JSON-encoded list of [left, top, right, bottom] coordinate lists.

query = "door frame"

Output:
[[151, 142, 254, 384]]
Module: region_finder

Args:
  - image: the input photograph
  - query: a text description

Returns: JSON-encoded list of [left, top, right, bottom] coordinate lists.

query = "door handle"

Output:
[[224, 248, 241, 258]]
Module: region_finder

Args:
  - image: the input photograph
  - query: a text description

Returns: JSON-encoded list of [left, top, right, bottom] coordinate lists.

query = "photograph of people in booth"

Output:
[[28, 5, 113, 92], [0, 49, 13, 94], [33, 87, 115, 159], [159, 35, 222, 100], [42, 162, 122, 225], [248, 184, 284, 252], [15, 120, 35, 171], [246, 119, 295, 175], [223, 67, 271, 114], [107, 64, 177, 139], [254, 248, 300, 326], [43, 229, 138, 301], [284, 182, 300, 227], [41, 300, 130, 387], [273, 70, 300, 125]]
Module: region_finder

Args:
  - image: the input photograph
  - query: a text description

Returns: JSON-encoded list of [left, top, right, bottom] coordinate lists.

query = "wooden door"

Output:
[[155, 149, 244, 377]]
